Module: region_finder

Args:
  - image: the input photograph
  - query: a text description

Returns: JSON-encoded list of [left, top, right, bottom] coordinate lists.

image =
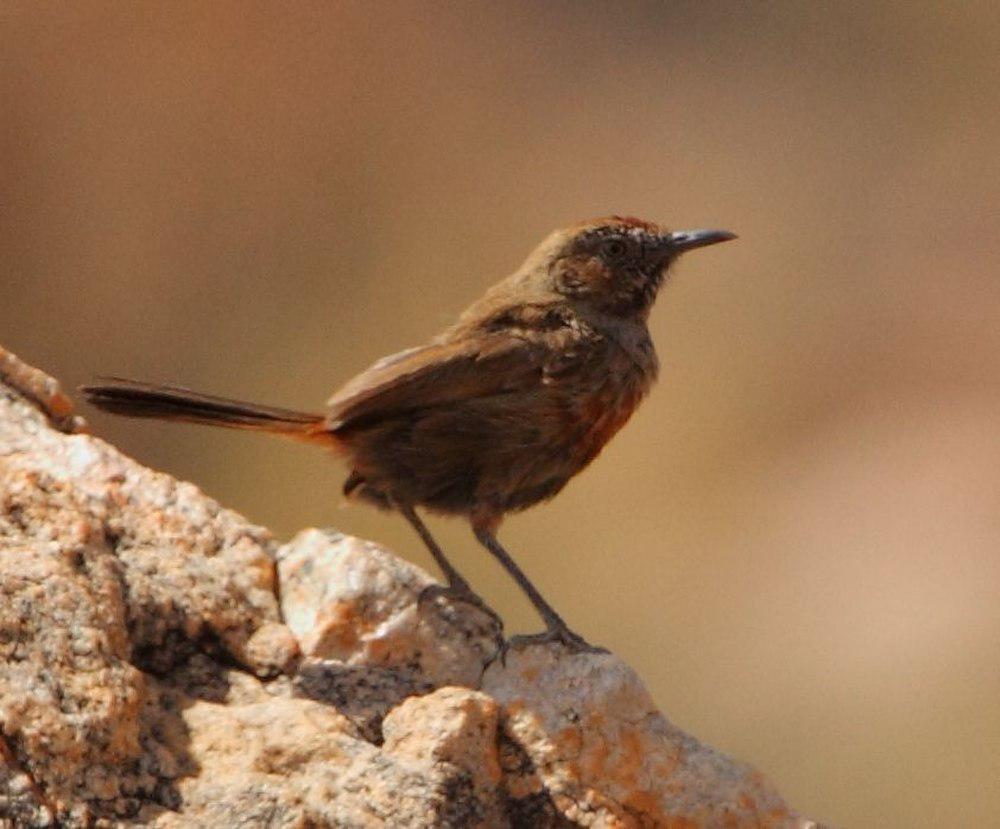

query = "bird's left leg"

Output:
[[395, 501, 504, 631], [471, 517, 605, 654]]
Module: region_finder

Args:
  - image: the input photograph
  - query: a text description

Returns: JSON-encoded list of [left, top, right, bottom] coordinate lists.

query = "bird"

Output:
[[82, 216, 735, 651]]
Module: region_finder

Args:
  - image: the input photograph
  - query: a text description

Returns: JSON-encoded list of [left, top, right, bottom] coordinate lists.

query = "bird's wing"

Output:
[[325, 333, 551, 431]]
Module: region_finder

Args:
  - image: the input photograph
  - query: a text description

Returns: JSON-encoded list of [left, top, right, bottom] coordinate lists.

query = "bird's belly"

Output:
[[476, 375, 649, 513], [341, 375, 648, 517]]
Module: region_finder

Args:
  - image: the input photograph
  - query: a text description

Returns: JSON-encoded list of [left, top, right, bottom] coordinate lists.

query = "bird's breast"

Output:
[[559, 340, 656, 469], [571, 378, 648, 467]]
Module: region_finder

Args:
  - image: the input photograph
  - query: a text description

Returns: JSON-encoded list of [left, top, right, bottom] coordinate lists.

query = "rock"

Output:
[[0, 345, 84, 435], [0, 347, 821, 827], [278, 528, 500, 686], [293, 657, 432, 744], [0, 534, 147, 822], [483, 644, 812, 827], [383, 687, 504, 822], [152, 683, 505, 828], [279, 528, 503, 743], [0, 350, 297, 681], [0, 734, 56, 827]]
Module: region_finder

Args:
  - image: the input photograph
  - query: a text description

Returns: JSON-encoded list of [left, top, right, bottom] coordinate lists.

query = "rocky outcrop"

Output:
[[0, 346, 818, 827]]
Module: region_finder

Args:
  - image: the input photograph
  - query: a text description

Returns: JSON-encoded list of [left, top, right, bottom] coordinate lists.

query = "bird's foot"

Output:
[[497, 624, 608, 664], [417, 581, 505, 632]]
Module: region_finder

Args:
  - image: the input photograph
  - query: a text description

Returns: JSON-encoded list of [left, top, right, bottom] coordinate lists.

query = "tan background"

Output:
[[4, 2, 1000, 825]]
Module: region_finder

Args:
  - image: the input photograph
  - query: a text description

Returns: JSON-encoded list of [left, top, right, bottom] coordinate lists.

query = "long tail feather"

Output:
[[80, 377, 326, 439]]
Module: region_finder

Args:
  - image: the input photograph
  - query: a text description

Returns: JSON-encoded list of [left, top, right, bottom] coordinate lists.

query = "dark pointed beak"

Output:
[[664, 228, 737, 253]]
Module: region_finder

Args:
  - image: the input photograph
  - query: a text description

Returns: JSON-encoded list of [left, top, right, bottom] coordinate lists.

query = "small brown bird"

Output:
[[83, 217, 735, 650]]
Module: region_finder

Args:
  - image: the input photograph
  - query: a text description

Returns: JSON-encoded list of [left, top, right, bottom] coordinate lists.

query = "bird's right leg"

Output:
[[472, 520, 605, 655], [395, 501, 504, 630]]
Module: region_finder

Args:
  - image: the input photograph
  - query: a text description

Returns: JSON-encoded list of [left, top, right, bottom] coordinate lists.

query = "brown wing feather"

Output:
[[325, 334, 547, 432]]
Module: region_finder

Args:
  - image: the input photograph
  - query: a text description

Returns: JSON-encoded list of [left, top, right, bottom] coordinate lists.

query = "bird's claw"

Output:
[[493, 625, 608, 666], [417, 582, 505, 631]]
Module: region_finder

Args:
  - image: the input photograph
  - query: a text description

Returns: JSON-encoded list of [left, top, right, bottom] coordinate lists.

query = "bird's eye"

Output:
[[601, 239, 627, 259]]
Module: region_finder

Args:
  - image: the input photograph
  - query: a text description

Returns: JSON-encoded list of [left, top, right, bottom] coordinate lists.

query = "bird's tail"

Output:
[[80, 378, 328, 442]]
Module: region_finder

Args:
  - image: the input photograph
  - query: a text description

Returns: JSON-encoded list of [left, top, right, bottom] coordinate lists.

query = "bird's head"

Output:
[[528, 216, 736, 318]]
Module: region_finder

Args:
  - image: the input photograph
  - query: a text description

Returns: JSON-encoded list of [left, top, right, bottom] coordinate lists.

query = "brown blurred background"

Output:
[[3, 2, 1000, 825]]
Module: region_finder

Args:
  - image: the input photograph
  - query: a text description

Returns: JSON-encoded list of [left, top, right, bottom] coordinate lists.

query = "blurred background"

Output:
[[3, 2, 999, 825]]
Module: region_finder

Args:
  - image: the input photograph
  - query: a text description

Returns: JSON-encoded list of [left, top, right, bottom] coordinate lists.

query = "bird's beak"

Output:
[[664, 228, 737, 253]]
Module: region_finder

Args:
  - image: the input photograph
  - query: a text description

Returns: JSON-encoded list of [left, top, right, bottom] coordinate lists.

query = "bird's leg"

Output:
[[395, 502, 503, 629], [472, 523, 605, 654], [397, 502, 470, 591]]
